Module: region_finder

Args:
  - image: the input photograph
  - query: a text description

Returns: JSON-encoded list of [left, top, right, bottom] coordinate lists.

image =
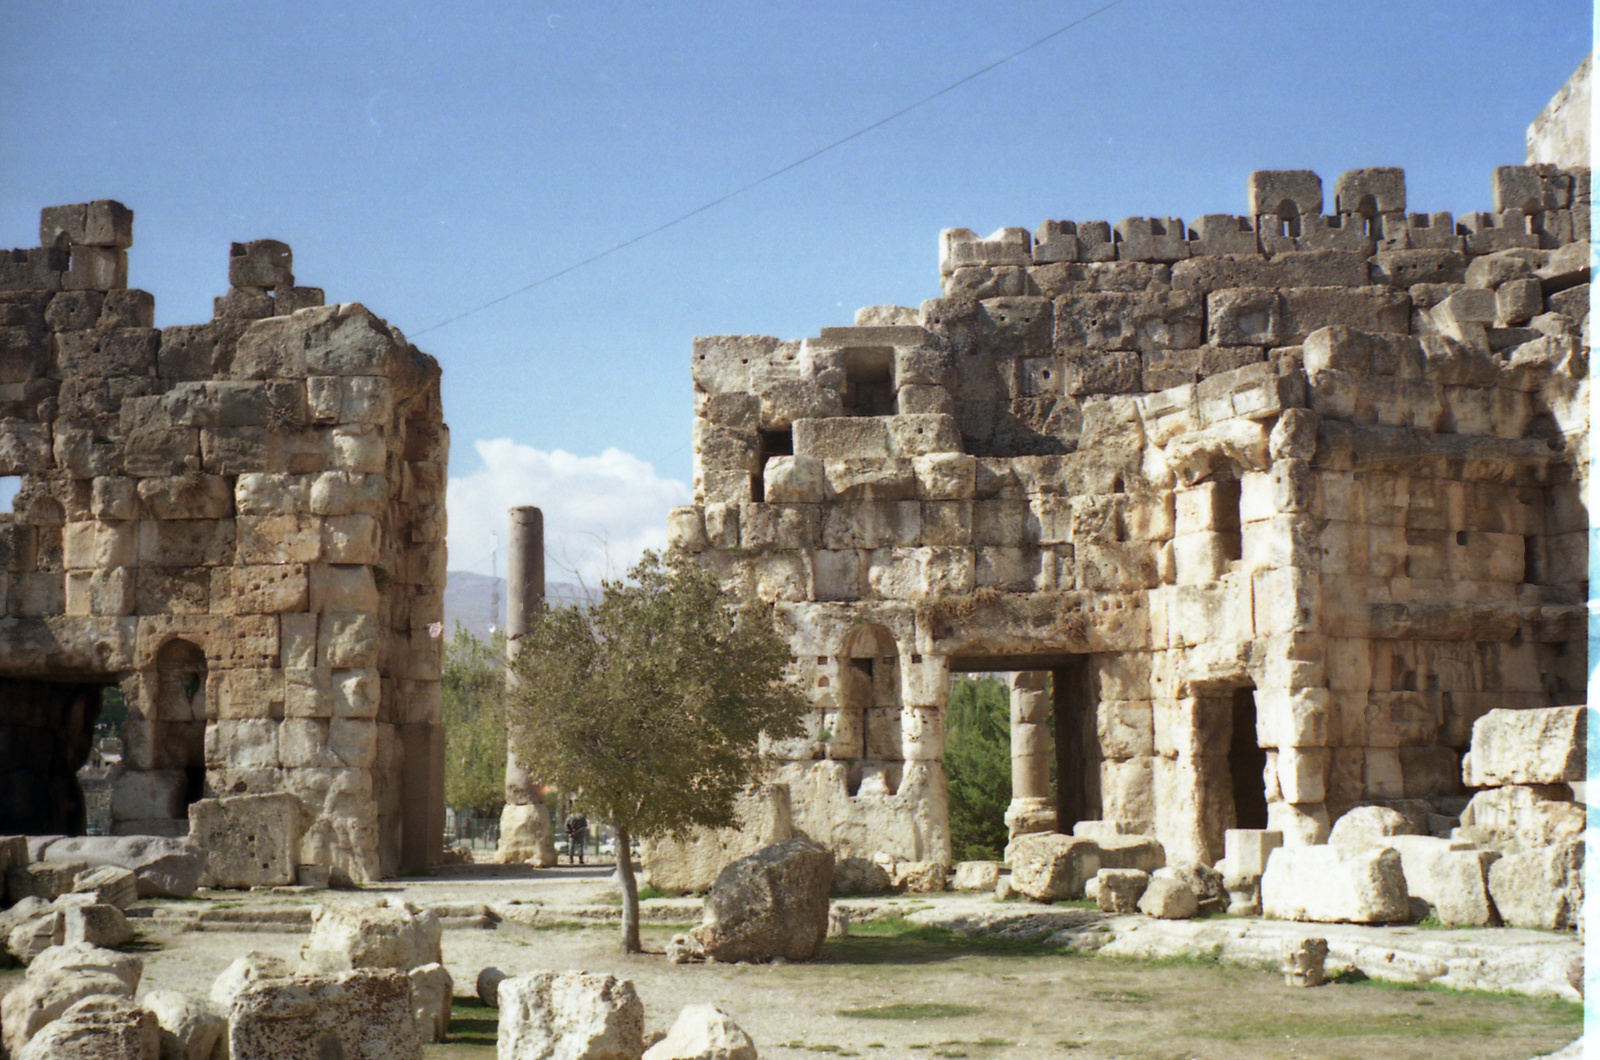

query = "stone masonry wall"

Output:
[[669, 165, 1589, 877], [0, 203, 448, 881]]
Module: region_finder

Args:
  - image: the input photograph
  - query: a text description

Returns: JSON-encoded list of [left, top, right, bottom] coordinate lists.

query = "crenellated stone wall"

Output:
[[665, 163, 1589, 884], [0, 204, 448, 882]]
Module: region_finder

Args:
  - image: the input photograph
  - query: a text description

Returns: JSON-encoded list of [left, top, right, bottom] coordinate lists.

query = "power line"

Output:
[[413, 0, 1132, 338]]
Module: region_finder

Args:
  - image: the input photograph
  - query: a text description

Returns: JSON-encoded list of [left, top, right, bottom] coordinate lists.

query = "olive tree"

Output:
[[505, 550, 807, 952]]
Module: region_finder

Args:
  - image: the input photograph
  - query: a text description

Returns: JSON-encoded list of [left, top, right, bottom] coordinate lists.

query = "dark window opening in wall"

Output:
[[1216, 476, 1243, 561], [751, 427, 794, 502], [1229, 687, 1269, 830], [1274, 200, 1301, 238], [842, 347, 895, 417]]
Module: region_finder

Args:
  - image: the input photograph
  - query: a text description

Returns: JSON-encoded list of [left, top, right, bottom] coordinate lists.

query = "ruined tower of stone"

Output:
[[0, 204, 448, 882], [660, 163, 1589, 889]]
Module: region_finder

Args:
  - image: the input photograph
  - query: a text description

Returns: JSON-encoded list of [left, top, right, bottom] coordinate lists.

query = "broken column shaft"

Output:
[[494, 506, 557, 866]]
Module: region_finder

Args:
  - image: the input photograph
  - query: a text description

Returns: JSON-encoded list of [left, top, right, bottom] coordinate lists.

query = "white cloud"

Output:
[[446, 439, 691, 586]]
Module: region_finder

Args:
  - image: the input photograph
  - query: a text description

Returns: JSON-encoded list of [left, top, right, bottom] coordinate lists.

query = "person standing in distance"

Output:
[[564, 810, 589, 866]]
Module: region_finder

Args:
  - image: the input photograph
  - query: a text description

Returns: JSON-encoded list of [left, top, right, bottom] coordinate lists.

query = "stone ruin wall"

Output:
[[668, 164, 1590, 881], [0, 202, 448, 882]]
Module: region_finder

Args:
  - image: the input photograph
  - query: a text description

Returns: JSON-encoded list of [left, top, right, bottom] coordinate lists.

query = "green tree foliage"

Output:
[[442, 625, 508, 817], [506, 550, 808, 952], [94, 685, 128, 742], [944, 675, 1013, 863]]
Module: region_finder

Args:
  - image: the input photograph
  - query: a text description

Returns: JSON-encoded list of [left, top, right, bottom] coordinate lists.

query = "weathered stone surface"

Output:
[[690, 837, 834, 963], [38, 837, 202, 899], [210, 951, 298, 1010], [1327, 806, 1419, 854], [643, 1004, 758, 1060], [1260, 846, 1410, 924], [1009, 834, 1103, 901], [642, 785, 793, 894], [1094, 868, 1150, 913], [409, 962, 453, 1044], [1138, 874, 1199, 919], [1487, 839, 1583, 931], [140, 989, 226, 1060], [227, 969, 422, 1060], [1458, 786, 1585, 851], [951, 861, 1001, 892], [476, 966, 507, 1008], [60, 903, 133, 949], [498, 971, 645, 1060], [1383, 835, 1500, 927], [299, 899, 443, 973], [69, 866, 139, 911], [1, 942, 142, 1057], [1282, 937, 1328, 987], [15, 995, 159, 1060], [190, 793, 303, 889], [1463, 707, 1585, 786]]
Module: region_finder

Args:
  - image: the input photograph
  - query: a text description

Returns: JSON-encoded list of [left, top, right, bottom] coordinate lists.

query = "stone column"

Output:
[[1004, 670, 1057, 841], [494, 506, 557, 866]]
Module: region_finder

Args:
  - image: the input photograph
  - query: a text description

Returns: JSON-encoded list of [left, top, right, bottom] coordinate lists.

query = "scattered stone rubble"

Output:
[[0, 203, 449, 882]]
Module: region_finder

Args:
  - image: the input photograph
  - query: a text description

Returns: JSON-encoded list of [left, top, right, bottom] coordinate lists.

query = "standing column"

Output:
[[494, 506, 557, 866], [1004, 670, 1057, 843]]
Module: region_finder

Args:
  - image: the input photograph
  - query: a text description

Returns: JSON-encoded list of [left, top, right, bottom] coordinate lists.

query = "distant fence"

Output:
[[446, 811, 501, 854]]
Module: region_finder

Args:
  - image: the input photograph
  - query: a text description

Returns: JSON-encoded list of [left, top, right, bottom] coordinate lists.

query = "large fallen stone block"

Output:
[[61, 902, 134, 949], [1, 942, 142, 1056], [641, 785, 792, 894], [1463, 707, 1586, 786], [1384, 835, 1501, 927], [1011, 833, 1165, 901], [299, 899, 443, 972], [1487, 839, 1583, 931], [1327, 805, 1419, 853], [690, 837, 833, 963], [1260, 846, 1410, 924], [409, 962, 453, 1044], [69, 866, 139, 911], [644, 1003, 757, 1060], [498, 971, 645, 1060], [6, 905, 61, 963], [38, 837, 202, 898], [951, 861, 1001, 891], [6, 860, 85, 904], [190, 793, 303, 889], [15, 995, 158, 1060], [141, 989, 226, 1060], [228, 969, 421, 1060], [210, 951, 298, 1009], [1094, 869, 1150, 913], [1137, 874, 1198, 919], [1458, 785, 1585, 850]]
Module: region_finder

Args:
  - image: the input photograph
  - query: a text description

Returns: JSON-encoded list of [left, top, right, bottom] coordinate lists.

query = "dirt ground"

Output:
[[1, 865, 1582, 1060]]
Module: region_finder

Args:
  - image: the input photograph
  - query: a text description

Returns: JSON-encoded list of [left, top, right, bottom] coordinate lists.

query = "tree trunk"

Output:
[[615, 822, 641, 953]]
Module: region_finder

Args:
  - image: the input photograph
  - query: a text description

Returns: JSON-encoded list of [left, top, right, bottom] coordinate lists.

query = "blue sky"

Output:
[[1, 1, 1590, 580]]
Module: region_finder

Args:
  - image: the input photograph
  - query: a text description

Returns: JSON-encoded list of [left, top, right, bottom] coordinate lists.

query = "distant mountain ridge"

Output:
[[442, 571, 592, 642]]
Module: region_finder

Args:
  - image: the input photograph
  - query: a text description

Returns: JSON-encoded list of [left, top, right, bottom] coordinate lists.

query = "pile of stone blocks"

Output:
[[0, 203, 449, 881], [658, 160, 1589, 891]]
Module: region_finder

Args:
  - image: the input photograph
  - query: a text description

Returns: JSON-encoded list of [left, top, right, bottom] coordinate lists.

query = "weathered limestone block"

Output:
[[1, 942, 142, 1057], [690, 838, 833, 962], [642, 785, 794, 894], [1282, 937, 1329, 988], [210, 951, 298, 1010], [409, 962, 453, 1044], [644, 1004, 758, 1060], [1486, 839, 1583, 931], [794, 418, 891, 461], [1462, 707, 1585, 786], [1383, 835, 1501, 927], [495, 802, 558, 868], [228, 969, 421, 1060], [7, 860, 85, 903], [1137, 875, 1199, 919], [1326, 805, 1418, 853], [6, 907, 61, 964], [191, 793, 303, 889], [498, 971, 645, 1060], [1260, 846, 1410, 924], [68, 866, 138, 911], [140, 989, 226, 1060], [61, 903, 134, 949], [299, 899, 442, 973], [762, 456, 824, 503], [1458, 785, 1585, 851], [951, 861, 1001, 892], [1095, 868, 1150, 913], [15, 995, 159, 1060], [1009, 834, 1100, 901]]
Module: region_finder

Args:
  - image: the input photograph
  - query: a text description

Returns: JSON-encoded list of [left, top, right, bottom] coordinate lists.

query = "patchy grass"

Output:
[[837, 1003, 981, 1020], [824, 916, 1067, 966]]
